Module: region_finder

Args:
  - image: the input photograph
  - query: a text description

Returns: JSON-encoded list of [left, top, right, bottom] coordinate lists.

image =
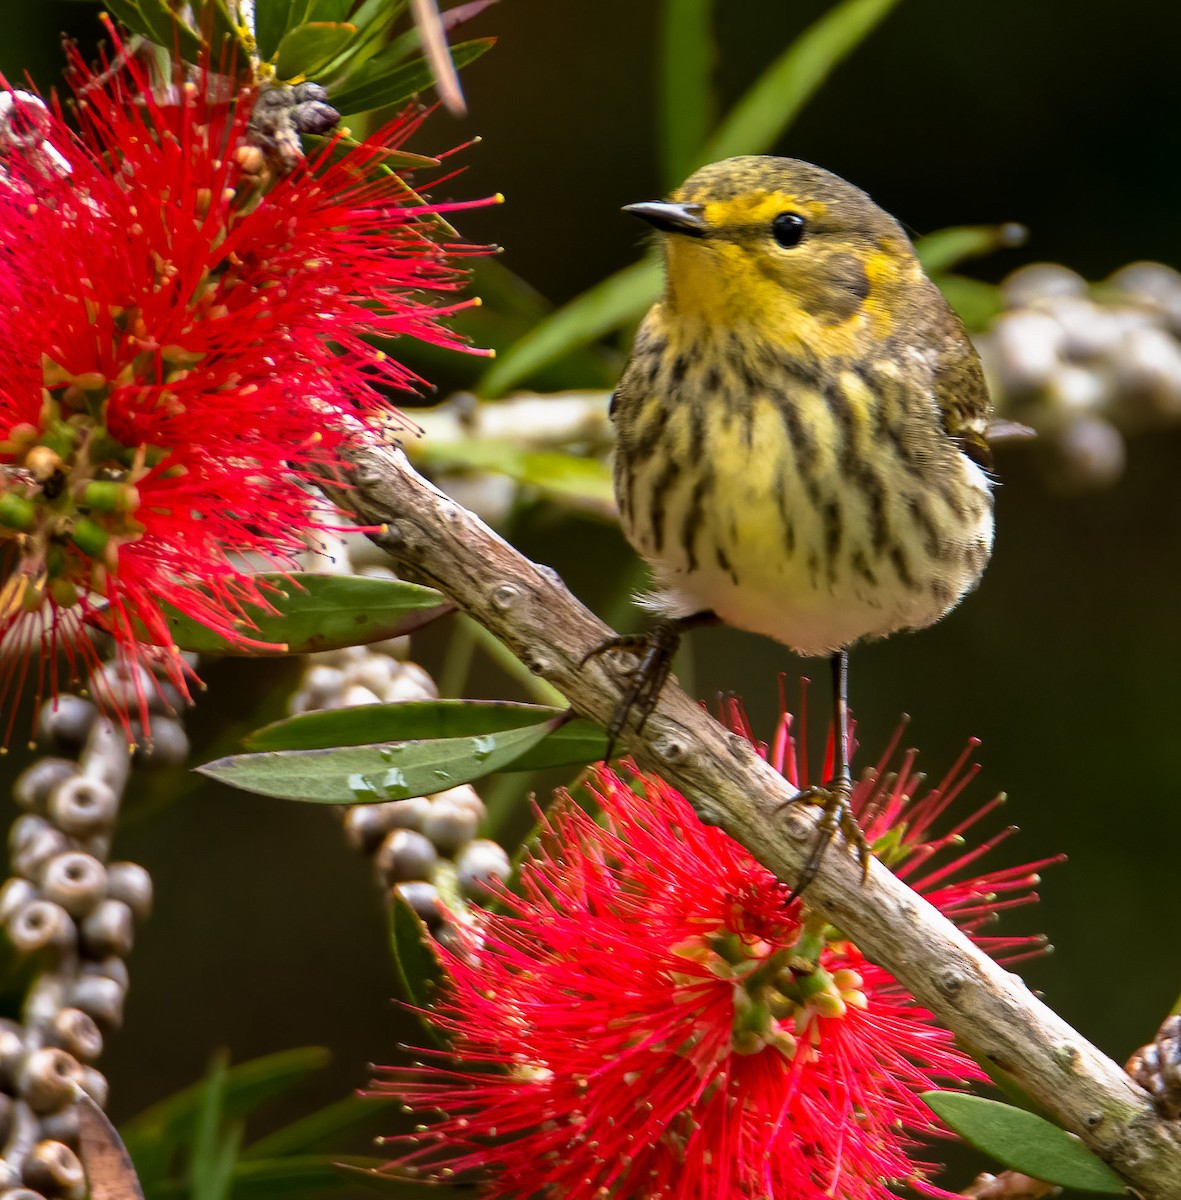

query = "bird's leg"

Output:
[[580, 611, 718, 759], [783, 649, 871, 902]]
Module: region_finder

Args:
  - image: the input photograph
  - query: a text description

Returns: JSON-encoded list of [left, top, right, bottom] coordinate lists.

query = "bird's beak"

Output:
[[623, 200, 708, 238]]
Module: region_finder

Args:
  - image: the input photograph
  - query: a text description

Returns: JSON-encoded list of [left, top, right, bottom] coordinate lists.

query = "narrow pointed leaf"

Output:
[[276, 21, 358, 78], [915, 223, 1028, 274], [390, 891, 446, 1025], [161, 573, 450, 656], [660, 0, 715, 187], [105, 0, 205, 60], [921, 1092, 1126, 1193], [416, 439, 615, 510], [246, 699, 562, 751], [331, 37, 494, 115], [199, 719, 557, 803], [219, 1155, 417, 1196], [121, 1048, 331, 1169], [254, 0, 299, 60], [704, 0, 902, 164], [245, 699, 609, 770], [77, 1095, 146, 1200], [478, 257, 661, 398], [242, 1095, 396, 1159], [935, 274, 1005, 330]]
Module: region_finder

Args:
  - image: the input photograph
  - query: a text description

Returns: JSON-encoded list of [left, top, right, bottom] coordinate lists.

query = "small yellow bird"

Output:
[[596, 155, 996, 893]]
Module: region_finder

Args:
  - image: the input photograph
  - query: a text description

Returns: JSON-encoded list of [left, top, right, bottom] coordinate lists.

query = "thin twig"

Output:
[[319, 444, 1181, 1199]]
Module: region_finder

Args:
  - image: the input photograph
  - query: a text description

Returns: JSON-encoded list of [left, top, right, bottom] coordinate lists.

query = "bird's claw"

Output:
[[579, 624, 683, 760], [782, 777, 871, 903]]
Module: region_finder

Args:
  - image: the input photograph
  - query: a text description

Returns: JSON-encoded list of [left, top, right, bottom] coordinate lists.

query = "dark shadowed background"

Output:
[[3, 0, 1180, 1189]]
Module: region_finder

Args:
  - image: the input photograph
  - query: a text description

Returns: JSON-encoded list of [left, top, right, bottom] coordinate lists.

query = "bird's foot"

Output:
[[781, 776, 871, 902], [579, 621, 684, 760]]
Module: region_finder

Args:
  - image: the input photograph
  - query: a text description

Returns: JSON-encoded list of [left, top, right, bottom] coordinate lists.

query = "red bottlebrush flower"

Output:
[[0, 48, 489, 737], [377, 701, 1056, 1200]]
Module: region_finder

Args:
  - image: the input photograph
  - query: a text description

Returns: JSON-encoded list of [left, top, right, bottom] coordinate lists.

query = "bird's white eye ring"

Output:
[[771, 211, 806, 249]]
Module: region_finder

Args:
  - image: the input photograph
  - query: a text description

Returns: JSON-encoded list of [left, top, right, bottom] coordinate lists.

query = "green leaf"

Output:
[[104, 0, 204, 61], [308, 0, 353, 18], [244, 699, 609, 770], [216, 1155, 409, 1197], [921, 1092, 1127, 1194], [934, 274, 1005, 331], [121, 1048, 331, 1182], [508, 717, 607, 771], [390, 891, 445, 1017], [242, 1095, 396, 1159], [660, 0, 715, 188], [275, 21, 358, 77], [331, 37, 494, 115], [161, 573, 451, 656], [915, 223, 1028, 274], [478, 257, 662, 398], [254, 0, 298, 61], [247, 698, 562, 751], [199, 718, 559, 803], [189, 1053, 240, 1200], [704, 0, 902, 164], [415, 439, 615, 510]]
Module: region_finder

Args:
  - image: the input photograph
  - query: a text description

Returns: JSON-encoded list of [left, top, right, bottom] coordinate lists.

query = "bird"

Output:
[[589, 155, 997, 896]]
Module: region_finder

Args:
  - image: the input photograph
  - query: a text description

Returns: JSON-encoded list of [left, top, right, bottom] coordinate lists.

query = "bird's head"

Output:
[[627, 156, 923, 349]]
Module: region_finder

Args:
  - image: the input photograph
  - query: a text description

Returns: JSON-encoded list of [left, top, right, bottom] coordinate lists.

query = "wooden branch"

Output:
[[324, 443, 1181, 1198]]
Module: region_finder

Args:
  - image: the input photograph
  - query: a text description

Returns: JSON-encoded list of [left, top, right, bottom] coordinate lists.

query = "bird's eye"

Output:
[[771, 211, 806, 249]]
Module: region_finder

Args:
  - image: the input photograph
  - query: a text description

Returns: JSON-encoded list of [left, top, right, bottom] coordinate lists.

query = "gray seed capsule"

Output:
[[422, 790, 482, 854], [40, 853, 107, 917], [38, 1106, 79, 1146], [105, 861, 153, 919], [12, 826, 70, 882], [990, 310, 1064, 395], [0, 879, 37, 926], [69, 975, 124, 1029], [393, 881, 442, 927], [385, 663, 438, 703], [375, 830, 439, 884], [455, 839, 512, 899], [13, 759, 80, 813], [37, 695, 97, 748], [1002, 262, 1087, 306], [8, 900, 75, 953], [347, 655, 400, 696], [90, 659, 156, 715], [135, 716, 190, 767], [47, 775, 119, 837], [18, 1047, 82, 1114], [0, 1021, 27, 1084], [1047, 415, 1126, 491], [78, 1065, 108, 1107], [50, 1008, 102, 1064], [22, 1140, 84, 1196], [79, 899, 135, 959], [81, 955, 129, 990]]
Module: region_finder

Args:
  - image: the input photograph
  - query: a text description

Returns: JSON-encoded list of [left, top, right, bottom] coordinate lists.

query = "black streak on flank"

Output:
[[890, 544, 919, 591], [823, 499, 842, 583], [680, 472, 709, 572], [716, 543, 739, 585], [647, 456, 681, 554]]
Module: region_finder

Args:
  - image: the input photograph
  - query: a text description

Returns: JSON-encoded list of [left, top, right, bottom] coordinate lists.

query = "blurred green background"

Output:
[[3, 0, 1181, 1190]]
